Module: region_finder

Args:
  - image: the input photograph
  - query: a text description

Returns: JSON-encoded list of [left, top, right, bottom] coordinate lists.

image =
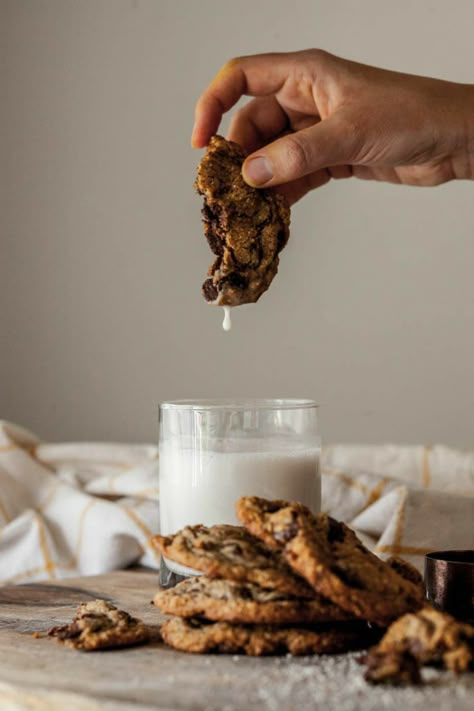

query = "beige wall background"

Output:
[[2, 0, 474, 447]]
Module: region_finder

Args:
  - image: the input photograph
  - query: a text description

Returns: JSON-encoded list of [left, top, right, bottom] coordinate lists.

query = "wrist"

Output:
[[451, 83, 474, 180]]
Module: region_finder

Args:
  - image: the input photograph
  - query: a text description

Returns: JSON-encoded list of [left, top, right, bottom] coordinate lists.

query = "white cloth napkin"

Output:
[[0, 421, 160, 585], [0, 420, 473, 584]]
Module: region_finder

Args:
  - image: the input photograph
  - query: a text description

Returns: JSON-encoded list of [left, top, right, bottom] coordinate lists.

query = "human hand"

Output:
[[192, 50, 474, 204]]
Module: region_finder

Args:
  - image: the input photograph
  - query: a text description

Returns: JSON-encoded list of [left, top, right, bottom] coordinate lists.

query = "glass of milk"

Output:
[[158, 399, 320, 586]]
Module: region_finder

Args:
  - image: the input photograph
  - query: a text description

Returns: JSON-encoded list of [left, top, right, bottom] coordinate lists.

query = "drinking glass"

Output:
[[158, 398, 320, 587]]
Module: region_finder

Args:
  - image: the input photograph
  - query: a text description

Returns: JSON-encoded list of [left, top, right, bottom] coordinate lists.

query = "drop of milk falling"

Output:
[[222, 306, 232, 331]]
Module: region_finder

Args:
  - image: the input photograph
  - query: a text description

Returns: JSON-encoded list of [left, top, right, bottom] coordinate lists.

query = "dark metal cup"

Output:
[[424, 550, 474, 623]]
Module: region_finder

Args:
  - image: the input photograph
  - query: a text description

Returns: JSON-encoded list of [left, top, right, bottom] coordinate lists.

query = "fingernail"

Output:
[[244, 156, 273, 186]]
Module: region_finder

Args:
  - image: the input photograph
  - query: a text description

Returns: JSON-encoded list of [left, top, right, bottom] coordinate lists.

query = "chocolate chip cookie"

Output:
[[154, 575, 352, 625], [48, 599, 156, 651], [196, 135, 290, 306], [161, 616, 380, 656], [363, 649, 423, 685], [367, 606, 474, 677], [152, 524, 314, 598], [236, 497, 424, 626]]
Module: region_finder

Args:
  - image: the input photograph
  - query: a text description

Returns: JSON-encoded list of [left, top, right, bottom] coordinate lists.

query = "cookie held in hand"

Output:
[[196, 135, 290, 306]]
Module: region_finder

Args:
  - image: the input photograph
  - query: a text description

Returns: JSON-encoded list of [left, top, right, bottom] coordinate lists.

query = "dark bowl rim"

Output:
[[425, 549, 474, 565]]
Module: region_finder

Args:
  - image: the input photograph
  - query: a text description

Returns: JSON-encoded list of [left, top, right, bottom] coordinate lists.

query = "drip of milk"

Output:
[[159, 438, 321, 575], [222, 306, 232, 331]]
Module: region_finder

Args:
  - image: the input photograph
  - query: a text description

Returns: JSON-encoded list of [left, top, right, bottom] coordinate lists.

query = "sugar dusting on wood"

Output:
[[215, 652, 473, 711]]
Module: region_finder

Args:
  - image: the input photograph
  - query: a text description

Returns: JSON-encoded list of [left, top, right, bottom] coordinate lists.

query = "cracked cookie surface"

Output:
[[152, 524, 314, 598], [236, 496, 424, 626], [154, 575, 352, 625], [160, 616, 379, 656], [48, 599, 156, 651], [196, 135, 290, 306]]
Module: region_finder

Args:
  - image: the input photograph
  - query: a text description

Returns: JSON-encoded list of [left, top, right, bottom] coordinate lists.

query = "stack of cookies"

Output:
[[151, 497, 425, 657]]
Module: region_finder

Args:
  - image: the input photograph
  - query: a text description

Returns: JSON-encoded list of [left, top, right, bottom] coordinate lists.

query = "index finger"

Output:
[[191, 52, 295, 148]]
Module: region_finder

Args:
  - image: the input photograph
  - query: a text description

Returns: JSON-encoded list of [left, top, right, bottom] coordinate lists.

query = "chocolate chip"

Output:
[[202, 279, 218, 302], [327, 518, 346, 544], [49, 623, 81, 640], [238, 587, 253, 600], [277, 227, 289, 251], [332, 564, 363, 588], [223, 273, 249, 290], [202, 203, 225, 256], [274, 522, 299, 543], [204, 224, 224, 256]]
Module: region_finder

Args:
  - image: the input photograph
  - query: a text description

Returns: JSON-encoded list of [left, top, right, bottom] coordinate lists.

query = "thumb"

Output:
[[242, 114, 356, 187]]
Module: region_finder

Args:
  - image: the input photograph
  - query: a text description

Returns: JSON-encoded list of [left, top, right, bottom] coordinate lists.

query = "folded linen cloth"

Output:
[[0, 421, 160, 585], [0, 421, 472, 584], [321, 445, 474, 562]]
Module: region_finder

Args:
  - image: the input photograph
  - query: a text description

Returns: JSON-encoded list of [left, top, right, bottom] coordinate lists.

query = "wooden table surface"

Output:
[[0, 570, 473, 711]]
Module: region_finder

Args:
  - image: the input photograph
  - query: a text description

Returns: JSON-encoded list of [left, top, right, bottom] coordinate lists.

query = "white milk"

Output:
[[222, 306, 232, 331], [159, 438, 321, 575]]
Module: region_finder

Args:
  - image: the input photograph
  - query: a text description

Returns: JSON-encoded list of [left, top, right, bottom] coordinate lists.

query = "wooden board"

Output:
[[0, 570, 473, 710]]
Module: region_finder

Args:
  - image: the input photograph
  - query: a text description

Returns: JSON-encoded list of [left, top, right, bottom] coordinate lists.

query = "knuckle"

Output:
[[307, 48, 332, 65]]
